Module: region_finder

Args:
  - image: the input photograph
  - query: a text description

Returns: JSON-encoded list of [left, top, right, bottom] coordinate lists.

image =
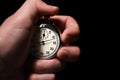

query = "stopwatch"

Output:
[[30, 16, 61, 59]]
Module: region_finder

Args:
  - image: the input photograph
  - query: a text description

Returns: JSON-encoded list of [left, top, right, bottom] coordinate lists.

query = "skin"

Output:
[[0, 0, 80, 80]]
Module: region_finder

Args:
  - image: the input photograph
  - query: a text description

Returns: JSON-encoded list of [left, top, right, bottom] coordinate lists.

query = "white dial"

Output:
[[30, 23, 61, 59]]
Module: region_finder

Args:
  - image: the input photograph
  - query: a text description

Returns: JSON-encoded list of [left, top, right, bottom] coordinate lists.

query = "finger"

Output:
[[50, 15, 80, 44], [36, 0, 59, 16], [57, 46, 80, 62], [28, 73, 55, 80], [26, 58, 64, 74]]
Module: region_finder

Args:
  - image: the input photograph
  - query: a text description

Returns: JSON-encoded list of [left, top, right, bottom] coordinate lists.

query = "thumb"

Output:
[[1, 0, 59, 30], [0, 0, 58, 55]]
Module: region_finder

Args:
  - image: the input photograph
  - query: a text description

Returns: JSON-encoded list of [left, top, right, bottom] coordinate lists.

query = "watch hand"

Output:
[[40, 38, 55, 45], [43, 38, 55, 42]]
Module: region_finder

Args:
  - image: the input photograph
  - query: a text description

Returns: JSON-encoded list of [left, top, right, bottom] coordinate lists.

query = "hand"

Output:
[[0, 0, 80, 80]]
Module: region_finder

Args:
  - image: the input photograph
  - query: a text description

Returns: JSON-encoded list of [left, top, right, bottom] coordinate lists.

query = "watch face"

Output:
[[30, 23, 61, 59]]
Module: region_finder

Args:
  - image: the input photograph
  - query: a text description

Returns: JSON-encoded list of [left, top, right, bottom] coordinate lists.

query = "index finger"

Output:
[[50, 15, 80, 45]]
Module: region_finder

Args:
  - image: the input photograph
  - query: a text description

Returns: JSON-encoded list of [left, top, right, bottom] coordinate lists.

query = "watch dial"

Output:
[[30, 25, 60, 59]]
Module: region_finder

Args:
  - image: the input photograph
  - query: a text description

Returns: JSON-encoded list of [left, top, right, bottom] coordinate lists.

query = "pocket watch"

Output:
[[30, 16, 61, 59]]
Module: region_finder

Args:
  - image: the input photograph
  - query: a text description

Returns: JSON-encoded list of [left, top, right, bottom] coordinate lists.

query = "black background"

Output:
[[0, 0, 95, 80]]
